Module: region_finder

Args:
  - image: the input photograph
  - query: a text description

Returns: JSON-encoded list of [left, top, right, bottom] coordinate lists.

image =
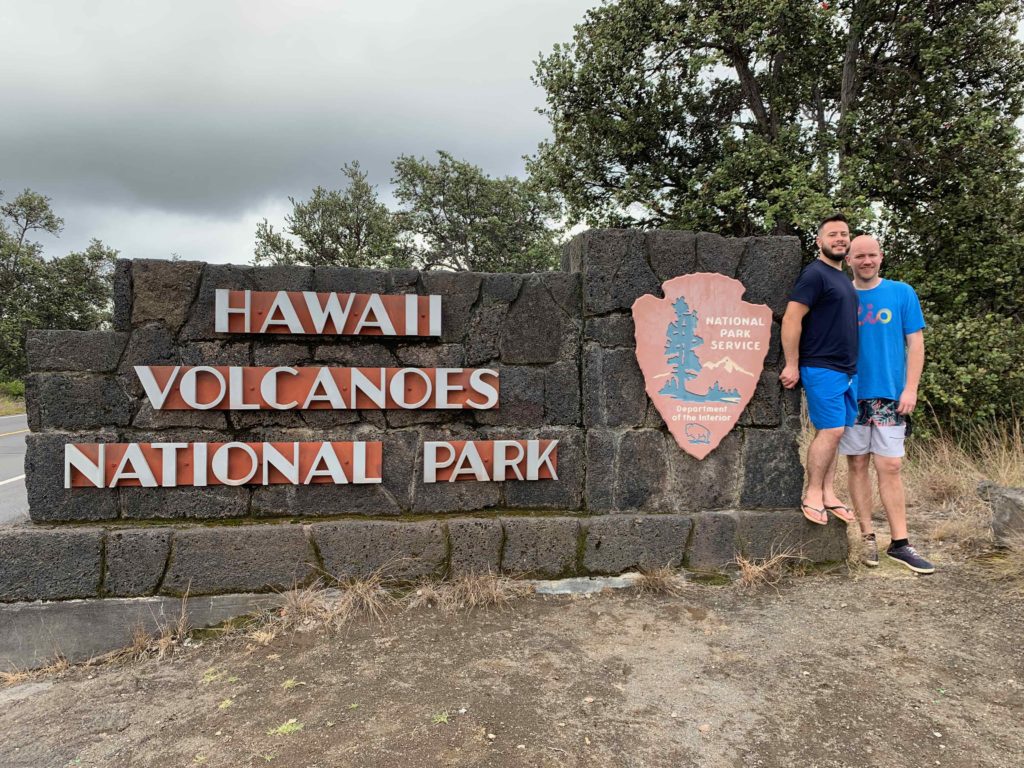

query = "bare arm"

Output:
[[898, 330, 924, 415], [779, 301, 809, 389]]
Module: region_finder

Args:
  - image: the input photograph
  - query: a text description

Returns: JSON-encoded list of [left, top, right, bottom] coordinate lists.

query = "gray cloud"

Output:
[[1, 0, 595, 262]]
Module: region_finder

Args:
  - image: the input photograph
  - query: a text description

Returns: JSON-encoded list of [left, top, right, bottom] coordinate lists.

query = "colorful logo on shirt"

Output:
[[859, 303, 893, 326]]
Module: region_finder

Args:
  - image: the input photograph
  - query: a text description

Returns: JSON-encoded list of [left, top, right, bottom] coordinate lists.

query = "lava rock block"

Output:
[[738, 372, 782, 428], [313, 266, 388, 294], [27, 330, 129, 373], [420, 271, 482, 343], [585, 429, 617, 512], [615, 430, 669, 511], [502, 428, 585, 510], [736, 236, 802, 317], [501, 517, 580, 577], [112, 258, 133, 331], [686, 511, 740, 571], [475, 366, 545, 427], [131, 259, 205, 332], [695, 233, 746, 277], [741, 428, 804, 508], [582, 345, 647, 428], [584, 314, 636, 348], [736, 509, 848, 563], [0, 528, 102, 601], [313, 520, 447, 581], [646, 230, 697, 282], [665, 432, 742, 510], [583, 515, 692, 574], [500, 277, 566, 364], [984, 483, 1024, 546], [446, 518, 503, 576], [28, 373, 134, 431], [25, 431, 120, 522], [544, 360, 581, 426], [121, 486, 250, 520], [568, 230, 660, 316], [104, 528, 173, 597], [162, 525, 315, 595]]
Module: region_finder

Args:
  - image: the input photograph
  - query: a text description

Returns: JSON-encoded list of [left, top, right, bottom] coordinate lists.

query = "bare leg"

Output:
[[822, 449, 844, 509], [804, 427, 844, 521], [846, 454, 874, 535], [874, 455, 908, 541]]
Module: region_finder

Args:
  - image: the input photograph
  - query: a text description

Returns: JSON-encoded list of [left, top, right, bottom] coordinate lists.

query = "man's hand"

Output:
[[780, 364, 800, 389], [897, 387, 917, 415]]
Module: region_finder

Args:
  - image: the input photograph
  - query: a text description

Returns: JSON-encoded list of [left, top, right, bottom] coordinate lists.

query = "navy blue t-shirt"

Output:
[[788, 259, 858, 375]]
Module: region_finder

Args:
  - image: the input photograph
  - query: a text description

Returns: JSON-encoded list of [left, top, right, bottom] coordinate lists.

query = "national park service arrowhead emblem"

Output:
[[632, 273, 772, 460]]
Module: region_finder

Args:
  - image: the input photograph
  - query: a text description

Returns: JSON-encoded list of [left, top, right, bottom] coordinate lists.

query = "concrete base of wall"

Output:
[[0, 593, 284, 669], [0, 512, 848, 604]]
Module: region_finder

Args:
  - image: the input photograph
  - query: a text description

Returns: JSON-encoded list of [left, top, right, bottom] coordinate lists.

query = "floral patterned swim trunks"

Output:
[[854, 398, 905, 428]]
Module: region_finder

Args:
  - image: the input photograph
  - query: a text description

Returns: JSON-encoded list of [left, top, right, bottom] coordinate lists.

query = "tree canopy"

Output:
[[531, 0, 1024, 425], [255, 152, 562, 273], [0, 190, 117, 381]]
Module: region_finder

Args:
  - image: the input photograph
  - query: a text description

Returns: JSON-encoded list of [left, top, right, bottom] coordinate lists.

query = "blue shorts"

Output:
[[800, 366, 857, 429]]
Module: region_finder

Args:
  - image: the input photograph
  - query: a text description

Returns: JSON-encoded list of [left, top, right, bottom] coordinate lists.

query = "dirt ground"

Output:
[[2, 545, 1023, 768]]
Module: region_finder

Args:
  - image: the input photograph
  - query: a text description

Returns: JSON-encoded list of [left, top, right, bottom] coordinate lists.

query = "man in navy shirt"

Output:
[[840, 235, 934, 573], [781, 213, 859, 526]]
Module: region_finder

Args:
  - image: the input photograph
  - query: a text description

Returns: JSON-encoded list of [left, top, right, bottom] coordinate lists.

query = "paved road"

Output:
[[0, 413, 29, 525]]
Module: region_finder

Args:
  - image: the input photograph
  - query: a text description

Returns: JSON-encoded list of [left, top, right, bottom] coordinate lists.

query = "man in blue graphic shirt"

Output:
[[840, 235, 934, 573]]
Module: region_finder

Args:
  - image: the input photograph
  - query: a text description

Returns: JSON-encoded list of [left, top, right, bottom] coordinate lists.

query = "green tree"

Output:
[[391, 151, 561, 272], [0, 189, 117, 380], [254, 162, 409, 269], [257, 153, 563, 274], [533, 0, 1024, 425]]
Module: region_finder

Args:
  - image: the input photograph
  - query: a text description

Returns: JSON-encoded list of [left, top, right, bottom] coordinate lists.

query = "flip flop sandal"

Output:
[[825, 504, 855, 524], [801, 503, 828, 525]]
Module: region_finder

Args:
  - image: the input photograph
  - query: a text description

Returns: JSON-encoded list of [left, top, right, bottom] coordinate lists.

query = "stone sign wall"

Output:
[[1, 230, 848, 603]]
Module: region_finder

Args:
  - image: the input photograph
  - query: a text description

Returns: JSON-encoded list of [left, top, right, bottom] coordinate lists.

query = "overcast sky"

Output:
[[1, 0, 597, 264]]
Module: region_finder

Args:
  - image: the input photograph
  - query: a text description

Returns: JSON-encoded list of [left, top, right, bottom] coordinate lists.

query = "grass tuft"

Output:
[[732, 548, 807, 592], [977, 533, 1024, 591], [443, 571, 532, 612], [634, 566, 687, 596]]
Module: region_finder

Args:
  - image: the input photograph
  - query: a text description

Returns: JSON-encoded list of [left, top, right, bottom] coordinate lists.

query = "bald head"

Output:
[[846, 235, 883, 287], [850, 235, 881, 256]]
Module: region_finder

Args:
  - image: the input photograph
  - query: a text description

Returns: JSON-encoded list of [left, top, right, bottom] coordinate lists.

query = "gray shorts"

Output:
[[838, 423, 906, 458]]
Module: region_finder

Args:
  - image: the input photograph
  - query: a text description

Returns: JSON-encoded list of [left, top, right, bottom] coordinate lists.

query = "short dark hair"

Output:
[[818, 212, 849, 234]]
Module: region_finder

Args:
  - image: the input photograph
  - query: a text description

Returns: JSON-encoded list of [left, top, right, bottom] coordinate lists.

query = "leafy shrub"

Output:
[[0, 380, 25, 399], [919, 312, 1024, 428]]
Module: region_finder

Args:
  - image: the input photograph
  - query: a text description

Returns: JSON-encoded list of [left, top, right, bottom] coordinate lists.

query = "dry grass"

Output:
[[977, 534, 1024, 592], [732, 548, 808, 592], [332, 572, 397, 624], [904, 420, 1023, 552], [246, 571, 531, 647], [405, 571, 532, 614], [442, 571, 532, 611], [87, 594, 194, 665], [246, 572, 397, 647], [0, 395, 23, 417], [634, 566, 687, 596], [0, 668, 32, 686], [799, 414, 1024, 555], [1, 654, 69, 687]]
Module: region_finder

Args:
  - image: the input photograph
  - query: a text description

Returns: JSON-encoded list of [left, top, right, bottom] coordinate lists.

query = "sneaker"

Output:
[[861, 535, 879, 567], [886, 544, 935, 574]]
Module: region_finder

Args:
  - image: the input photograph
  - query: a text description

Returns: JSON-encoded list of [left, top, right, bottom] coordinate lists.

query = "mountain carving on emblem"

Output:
[[702, 357, 755, 376]]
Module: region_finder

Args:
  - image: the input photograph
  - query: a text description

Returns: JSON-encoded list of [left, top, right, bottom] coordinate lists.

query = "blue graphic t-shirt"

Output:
[[854, 279, 926, 401]]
